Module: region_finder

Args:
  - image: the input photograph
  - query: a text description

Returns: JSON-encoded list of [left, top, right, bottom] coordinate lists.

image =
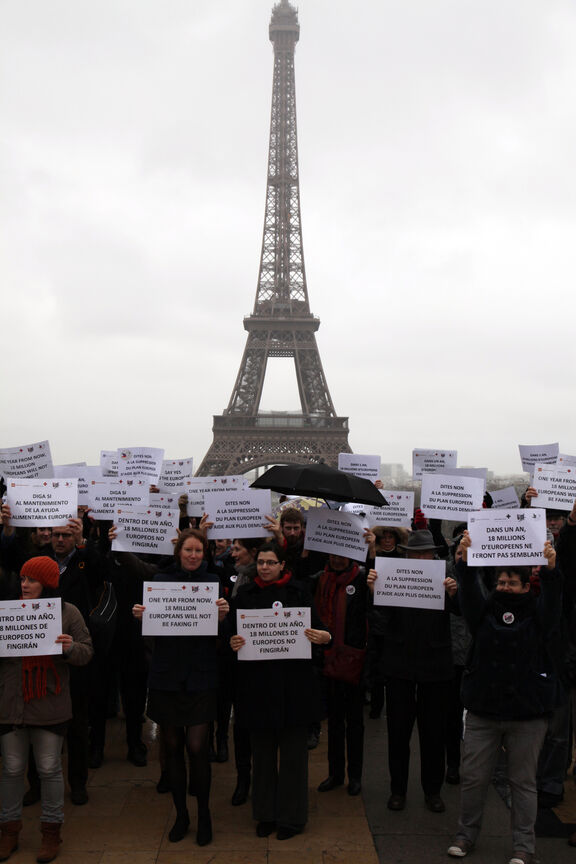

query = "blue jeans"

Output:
[[0, 727, 64, 823]]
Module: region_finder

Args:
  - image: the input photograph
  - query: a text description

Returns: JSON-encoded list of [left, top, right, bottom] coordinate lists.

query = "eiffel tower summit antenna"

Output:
[[196, 0, 351, 476]]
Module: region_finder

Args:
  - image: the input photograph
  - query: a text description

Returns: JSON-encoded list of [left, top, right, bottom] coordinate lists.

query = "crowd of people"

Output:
[[0, 480, 575, 864]]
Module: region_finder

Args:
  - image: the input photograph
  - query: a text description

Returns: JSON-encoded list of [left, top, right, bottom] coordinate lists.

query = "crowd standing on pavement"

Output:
[[0, 466, 575, 864]]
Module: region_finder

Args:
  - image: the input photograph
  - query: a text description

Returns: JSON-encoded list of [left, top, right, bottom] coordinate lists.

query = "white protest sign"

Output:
[[112, 506, 180, 556], [159, 458, 194, 490], [304, 509, 368, 560], [100, 451, 119, 476], [372, 558, 446, 610], [185, 476, 245, 517], [341, 491, 414, 529], [0, 598, 62, 657], [117, 447, 165, 484], [532, 464, 576, 511], [558, 453, 576, 467], [55, 463, 86, 468], [440, 467, 488, 485], [421, 473, 485, 520], [149, 492, 179, 509], [205, 489, 272, 539], [467, 508, 547, 566], [338, 453, 381, 482], [87, 478, 149, 519], [0, 440, 53, 479], [237, 607, 311, 661], [54, 465, 102, 506], [518, 443, 559, 474], [340, 502, 373, 517], [372, 491, 414, 527], [412, 448, 457, 480], [142, 581, 219, 636], [6, 479, 78, 527], [490, 486, 520, 509]]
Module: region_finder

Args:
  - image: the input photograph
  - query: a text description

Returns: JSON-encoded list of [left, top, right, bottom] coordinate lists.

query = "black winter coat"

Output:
[[456, 559, 563, 719], [370, 603, 454, 682], [231, 576, 324, 730], [148, 562, 221, 693]]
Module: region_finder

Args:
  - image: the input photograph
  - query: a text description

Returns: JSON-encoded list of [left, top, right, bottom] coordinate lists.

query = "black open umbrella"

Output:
[[250, 462, 388, 507]]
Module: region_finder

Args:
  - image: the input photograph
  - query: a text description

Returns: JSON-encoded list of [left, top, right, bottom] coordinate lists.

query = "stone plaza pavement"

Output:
[[9, 710, 576, 864]]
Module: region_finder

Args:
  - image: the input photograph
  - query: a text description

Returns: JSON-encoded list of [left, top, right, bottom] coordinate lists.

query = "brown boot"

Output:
[[37, 822, 62, 864], [0, 821, 22, 862]]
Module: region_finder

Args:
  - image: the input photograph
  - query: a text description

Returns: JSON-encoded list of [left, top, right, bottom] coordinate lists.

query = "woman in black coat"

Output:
[[133, 529, 229, 847], [230, 541, 330, 840], [314, 555, 368, 796]]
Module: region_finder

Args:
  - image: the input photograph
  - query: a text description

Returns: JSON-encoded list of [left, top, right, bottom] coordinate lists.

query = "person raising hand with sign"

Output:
[[447, 532, 563, 863]]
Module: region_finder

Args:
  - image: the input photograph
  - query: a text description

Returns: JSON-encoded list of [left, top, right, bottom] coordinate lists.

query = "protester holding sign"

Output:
[[264, 507, 327, 581], [48, 518, 107, 806], [448, 532, 563, 862], [106, 527, 161, 771], [132, 528, 229, 847], [226, 538, 263, 808], [362, 527, 408, 719], [0, 504, 52, 597], [366, 530, 456, 815], [524, 486, 567, 541], [0, 557, 93, 864], [229, 542, 330, 841], [314, 554, 368, 797]]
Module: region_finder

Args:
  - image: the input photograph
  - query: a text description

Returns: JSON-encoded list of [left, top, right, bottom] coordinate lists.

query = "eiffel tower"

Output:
[[197, 0, 351, 477]]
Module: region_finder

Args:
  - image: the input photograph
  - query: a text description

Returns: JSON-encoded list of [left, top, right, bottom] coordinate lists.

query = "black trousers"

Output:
[[250, 725, 308, 829], [445, 666, 464, 772], [385, 677, 449, 796], [68, 666, 90, 790], [117, 636, 148, 747], [325, 679, 364, 782]]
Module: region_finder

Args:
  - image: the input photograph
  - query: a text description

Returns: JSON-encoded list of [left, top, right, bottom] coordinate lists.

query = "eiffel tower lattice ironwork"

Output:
[[196, 0, 351, 476]]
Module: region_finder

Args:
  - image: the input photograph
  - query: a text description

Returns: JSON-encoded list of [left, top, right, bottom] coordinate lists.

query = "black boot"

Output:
[[196, 807, 212, 846], [215, 738, 229, 763], [168, 811, 190, 843], [231, 772, 250, 806]]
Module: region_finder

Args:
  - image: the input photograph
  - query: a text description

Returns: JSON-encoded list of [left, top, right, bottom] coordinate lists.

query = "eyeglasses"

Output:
[[257, 560, 281, 567]]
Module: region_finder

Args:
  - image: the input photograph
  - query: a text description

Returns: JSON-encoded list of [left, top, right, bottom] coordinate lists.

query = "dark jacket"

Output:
[[313, 563, 368, 651], [456, 559, 563, 719], [148, 562, 221, 693], [370, 603, 454, 682], [231, 576, 324, 729], [55, 546, 105, 624], [367, 549, 402, 638]]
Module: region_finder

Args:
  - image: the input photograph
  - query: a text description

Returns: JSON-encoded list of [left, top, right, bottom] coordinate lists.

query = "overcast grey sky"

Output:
[[1, 0, 574, 476]]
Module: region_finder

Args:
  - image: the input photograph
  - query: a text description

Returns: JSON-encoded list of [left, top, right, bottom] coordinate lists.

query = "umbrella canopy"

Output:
[[251, 462, 388, 507]]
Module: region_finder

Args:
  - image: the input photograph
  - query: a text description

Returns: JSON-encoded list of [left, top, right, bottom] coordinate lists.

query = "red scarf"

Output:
[[22, 656, 61, 703], [316, 563, 359, 645], [254, 571, 292, 590]]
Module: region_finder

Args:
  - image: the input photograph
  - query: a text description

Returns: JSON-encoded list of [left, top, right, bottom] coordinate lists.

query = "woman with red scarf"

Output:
[[315, 554, 368, 797], [230, 541, 330, 840], [0, 557, 93, 863]]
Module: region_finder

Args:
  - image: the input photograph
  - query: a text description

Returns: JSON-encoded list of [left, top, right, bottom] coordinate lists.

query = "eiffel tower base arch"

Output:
[[196, 415, 351, 476]]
